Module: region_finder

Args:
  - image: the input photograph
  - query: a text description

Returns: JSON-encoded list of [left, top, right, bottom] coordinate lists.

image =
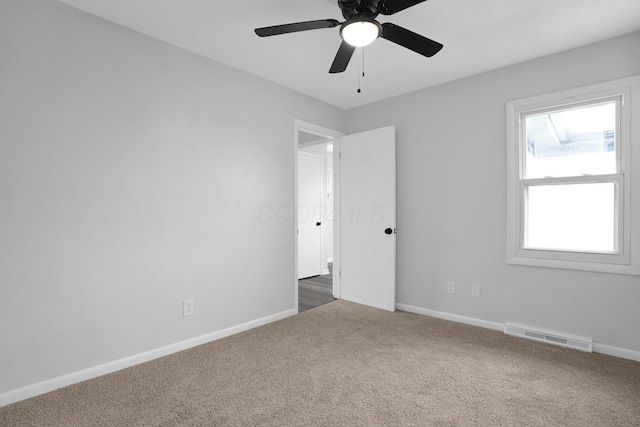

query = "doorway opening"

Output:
[[298, 143, 333, 311], [294, 120, 344, 312], [295, 122, 397, 313]]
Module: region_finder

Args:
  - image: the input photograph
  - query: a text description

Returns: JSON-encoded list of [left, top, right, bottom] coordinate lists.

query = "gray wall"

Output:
[[0, 0, 345, 394], [347, 31, 640, 353]]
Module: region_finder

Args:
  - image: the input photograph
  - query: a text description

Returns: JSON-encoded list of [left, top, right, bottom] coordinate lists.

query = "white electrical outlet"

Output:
[[446, 281, 456, 294], [472, 285, 481, 298], [183, 299, 194, 317]]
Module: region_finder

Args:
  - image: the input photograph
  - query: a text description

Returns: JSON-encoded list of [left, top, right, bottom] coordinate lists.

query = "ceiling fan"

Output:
[[254, 0, 443, 74]]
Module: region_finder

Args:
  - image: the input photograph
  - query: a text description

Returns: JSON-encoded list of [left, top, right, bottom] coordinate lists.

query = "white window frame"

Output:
[[506, 76, 640, 275]]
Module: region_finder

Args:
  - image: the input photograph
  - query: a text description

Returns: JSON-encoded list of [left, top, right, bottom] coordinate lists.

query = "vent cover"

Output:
[[504, 322, 592, 352]]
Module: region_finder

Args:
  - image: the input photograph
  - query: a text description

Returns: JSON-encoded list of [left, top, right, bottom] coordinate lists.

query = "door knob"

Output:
[[316, 222, 322, 226], [385, 228, 393, 235]]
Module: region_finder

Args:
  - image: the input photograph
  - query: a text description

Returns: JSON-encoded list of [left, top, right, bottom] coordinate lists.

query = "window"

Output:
[[506, 76, 640, 275]]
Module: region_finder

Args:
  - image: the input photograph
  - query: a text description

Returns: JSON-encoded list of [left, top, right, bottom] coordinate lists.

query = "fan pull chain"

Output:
[[357, 47, 362, 93], [357, 47, 366, 94], [362, 47, 365, 78]]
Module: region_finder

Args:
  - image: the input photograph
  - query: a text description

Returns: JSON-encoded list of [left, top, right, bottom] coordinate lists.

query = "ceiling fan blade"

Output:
[[379, 0, 428, 15], [255, 19, 340, 37], [381, 23, 443, 57], [329, 41, 356, 73]]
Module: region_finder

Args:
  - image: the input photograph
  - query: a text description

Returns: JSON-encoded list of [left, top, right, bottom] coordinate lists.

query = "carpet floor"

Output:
[[1, 300, 639, 426]]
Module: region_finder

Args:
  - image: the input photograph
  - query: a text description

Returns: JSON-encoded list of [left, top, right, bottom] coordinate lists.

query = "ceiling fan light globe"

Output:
[[341, 21, 380, 47]]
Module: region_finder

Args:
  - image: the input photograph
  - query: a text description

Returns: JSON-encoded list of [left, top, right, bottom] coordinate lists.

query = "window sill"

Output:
[[507, 255, 640, 275]]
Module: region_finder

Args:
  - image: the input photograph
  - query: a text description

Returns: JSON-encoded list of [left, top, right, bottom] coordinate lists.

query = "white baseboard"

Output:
[[0, 308, 297, 408], [396, 303, 640, 362], [593, 343, 640, 362], [4, 304, 638, 408], [396, 303, 503, 332]]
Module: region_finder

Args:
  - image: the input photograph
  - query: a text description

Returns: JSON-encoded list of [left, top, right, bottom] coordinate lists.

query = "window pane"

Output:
[[525, 183, 616, 253], [524, 101, 616, 179]]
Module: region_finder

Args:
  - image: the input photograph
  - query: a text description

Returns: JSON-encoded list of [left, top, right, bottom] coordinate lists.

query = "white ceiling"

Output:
[[56, 0, 640, 110]]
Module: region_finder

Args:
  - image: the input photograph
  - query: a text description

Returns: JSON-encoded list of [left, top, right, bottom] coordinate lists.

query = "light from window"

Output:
[[523, 102, 616, 179], [522, 100, 618, 254], [526, 182, 616, 253]]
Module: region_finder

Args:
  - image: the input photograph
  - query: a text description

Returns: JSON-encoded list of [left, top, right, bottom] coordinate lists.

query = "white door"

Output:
[[339, 126, 396, 311], [298, 152, 323, 279]]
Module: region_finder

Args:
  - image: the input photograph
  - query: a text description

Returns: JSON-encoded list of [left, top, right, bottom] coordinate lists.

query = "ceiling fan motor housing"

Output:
[[338, 0, 383, 20]]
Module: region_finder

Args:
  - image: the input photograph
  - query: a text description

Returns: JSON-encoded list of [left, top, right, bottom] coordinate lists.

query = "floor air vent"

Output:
[[504, 322, 592, 352]]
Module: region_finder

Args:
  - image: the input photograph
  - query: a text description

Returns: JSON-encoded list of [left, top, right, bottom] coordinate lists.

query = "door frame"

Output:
[[294, 119, 345, 312]]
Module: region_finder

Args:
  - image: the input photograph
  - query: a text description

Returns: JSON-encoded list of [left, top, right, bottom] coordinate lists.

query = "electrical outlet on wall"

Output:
[[472, 285, 481, 298], [183, 299, 194, 317], [446, 281, 456, 294]]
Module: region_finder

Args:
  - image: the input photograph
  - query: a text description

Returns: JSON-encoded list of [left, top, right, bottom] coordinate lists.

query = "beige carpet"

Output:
[[1, 300, 639, 426]]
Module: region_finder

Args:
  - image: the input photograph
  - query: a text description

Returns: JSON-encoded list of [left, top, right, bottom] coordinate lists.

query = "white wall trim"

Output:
[[396, 303, 640, 362], [0, 308, 297, 408], [3, 304, 638, 408], [396, 304, 504, 331], [593, 342, 640, 362]]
